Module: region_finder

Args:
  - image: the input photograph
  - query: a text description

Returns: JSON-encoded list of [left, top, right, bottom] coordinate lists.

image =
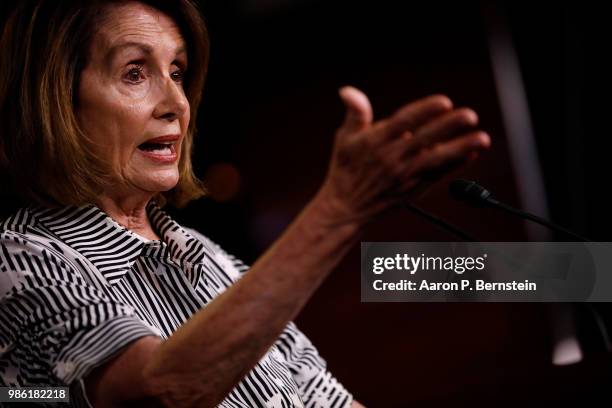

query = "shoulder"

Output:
[[1, 207, 75, 259], [183, 226, 251, 282], [1, 207, 59, 258], [182, 226, 222, 254], [0, 207, 94, 296]]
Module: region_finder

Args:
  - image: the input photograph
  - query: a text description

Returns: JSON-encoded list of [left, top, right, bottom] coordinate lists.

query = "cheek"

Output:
[[80, 71, 151, 131], [179, 109, 190, 153], [184, 106, 190, 125], [79, 95, 150, 160], [181, 107, 190, 139], [118, 103, 150, 144]]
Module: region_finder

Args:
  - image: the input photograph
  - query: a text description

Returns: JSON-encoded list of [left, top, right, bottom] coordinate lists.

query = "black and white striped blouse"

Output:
[[0, 202, 353, 407]]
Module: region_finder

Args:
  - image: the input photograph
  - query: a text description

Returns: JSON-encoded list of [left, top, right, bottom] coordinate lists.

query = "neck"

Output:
[[96, 193, 161, 241]]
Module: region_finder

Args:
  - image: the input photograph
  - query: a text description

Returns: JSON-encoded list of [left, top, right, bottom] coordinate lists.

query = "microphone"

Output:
[[450, 179, 591, 242], [404, 201, 477, 241], [405, 181, 606, 360], [449, 179, 494, 206]]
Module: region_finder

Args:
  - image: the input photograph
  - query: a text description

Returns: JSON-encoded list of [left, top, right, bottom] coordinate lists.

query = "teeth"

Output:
[[138, 142, 174, 153], [149, 146, 172, 155]]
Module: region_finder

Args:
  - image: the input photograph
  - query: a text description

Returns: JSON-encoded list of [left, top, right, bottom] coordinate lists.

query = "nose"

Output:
[[152, 76, 189, 121]]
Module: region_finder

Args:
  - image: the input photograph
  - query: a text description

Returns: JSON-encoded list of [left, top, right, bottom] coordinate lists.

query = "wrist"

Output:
[[308, 187, 367, 233]]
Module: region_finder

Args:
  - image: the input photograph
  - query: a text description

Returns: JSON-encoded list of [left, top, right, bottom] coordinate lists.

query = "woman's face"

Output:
[[77, 1, 190, 199]]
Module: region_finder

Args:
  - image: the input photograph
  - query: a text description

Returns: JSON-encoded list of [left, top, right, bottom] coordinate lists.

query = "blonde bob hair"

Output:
[[0, 0, 209, 209]]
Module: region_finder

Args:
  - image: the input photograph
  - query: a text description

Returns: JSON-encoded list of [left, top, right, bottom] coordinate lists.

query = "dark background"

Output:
[[3, 0, 612, 406]]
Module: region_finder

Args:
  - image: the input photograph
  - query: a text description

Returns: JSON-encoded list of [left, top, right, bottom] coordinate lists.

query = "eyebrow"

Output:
[[104, 41, 187, 66]]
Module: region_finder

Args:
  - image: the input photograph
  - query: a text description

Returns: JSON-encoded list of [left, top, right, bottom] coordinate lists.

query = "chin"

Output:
[[152, 179, 180, 192], [140, 170, 180, 193]]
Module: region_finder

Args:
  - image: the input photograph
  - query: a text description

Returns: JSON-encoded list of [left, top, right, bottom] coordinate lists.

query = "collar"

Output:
[[30, 201, 207, 284]]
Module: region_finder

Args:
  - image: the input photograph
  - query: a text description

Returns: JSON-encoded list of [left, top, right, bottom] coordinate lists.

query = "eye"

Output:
[[171, 68, 185, 83], [124, 65, 145, 83]]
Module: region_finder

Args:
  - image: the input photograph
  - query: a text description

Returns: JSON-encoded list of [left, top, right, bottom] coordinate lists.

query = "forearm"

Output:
[[143, 191, 362, 407]]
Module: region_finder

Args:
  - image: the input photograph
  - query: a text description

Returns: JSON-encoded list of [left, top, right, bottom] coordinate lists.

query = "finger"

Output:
[[338, 86, 373, 134], [407, 131, 490, 177], [379, 94, 453, 140], [378, 130, 414, 164], [408, 108, 479, 154]]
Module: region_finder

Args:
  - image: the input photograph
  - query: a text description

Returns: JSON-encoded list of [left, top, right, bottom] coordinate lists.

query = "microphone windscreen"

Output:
[[449, 179, 491, 206]]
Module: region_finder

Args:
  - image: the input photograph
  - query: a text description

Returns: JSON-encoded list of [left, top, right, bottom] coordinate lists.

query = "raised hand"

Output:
[[317, 86, 491, 226]]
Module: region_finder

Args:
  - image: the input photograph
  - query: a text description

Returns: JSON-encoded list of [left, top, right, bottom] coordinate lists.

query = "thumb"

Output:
[[338, 86, 373, 133]]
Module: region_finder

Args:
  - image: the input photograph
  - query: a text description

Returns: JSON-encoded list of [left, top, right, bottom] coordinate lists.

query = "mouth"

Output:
[[137, 135, 180, 163]]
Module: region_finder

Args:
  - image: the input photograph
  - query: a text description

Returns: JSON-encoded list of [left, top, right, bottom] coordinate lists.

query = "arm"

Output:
[[86, 87, 490, 407], [88, 188, 362, 407]]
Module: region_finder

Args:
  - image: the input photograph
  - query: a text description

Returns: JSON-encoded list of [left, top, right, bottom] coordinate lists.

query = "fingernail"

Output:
[[465, 110, 478, 125], [476, 133, 490, 147]]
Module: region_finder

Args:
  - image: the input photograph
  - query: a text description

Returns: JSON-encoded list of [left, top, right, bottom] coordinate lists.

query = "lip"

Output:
[[144, 134, 181, 143], [137, 134, 181, 164]]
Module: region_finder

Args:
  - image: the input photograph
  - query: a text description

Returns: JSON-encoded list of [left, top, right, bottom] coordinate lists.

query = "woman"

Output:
[[0, 0, 490, 407]]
